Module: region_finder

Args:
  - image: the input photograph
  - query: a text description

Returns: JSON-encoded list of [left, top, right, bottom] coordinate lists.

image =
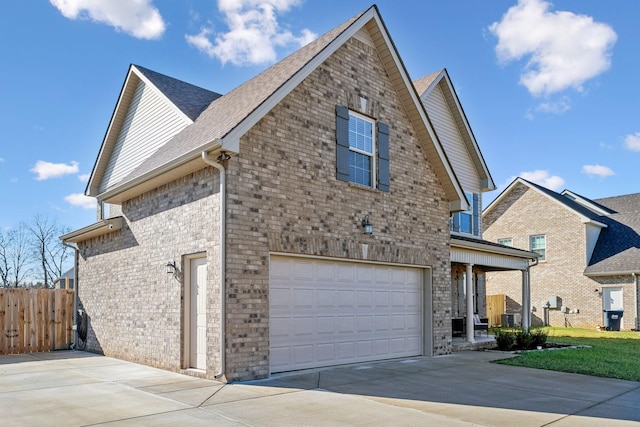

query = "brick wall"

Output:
[[223, 37, 452, 380], [484, 183, 637, 329], [78, 167, 222, 373], [78, 36, 454, 382]]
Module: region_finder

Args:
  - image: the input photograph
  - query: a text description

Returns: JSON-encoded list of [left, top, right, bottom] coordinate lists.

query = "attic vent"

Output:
[[359, 96, 367, 113]]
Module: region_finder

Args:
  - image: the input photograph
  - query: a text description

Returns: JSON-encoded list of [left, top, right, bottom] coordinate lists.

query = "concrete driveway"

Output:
[[0, 350, 638, 426]]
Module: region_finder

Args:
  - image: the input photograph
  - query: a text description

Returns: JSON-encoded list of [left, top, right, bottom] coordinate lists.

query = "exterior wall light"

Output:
[[362, 216, 373, 235], [166, 260, 178, 274]]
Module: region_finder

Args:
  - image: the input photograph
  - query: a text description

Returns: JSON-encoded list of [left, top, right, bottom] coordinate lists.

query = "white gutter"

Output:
[[201, 150, 227, 380]]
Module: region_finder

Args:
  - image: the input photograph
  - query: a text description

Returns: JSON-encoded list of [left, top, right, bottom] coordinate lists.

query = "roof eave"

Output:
[[61, 217, 123, 244], [450, 236, 539, 259], [96, 139, 223, 204]]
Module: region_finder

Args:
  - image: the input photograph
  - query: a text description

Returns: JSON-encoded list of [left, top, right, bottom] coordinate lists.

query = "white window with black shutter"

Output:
[[336, 105, 390, 191]]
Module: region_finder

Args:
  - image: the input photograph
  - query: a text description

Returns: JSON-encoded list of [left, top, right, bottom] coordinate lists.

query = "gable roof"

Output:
[[585, 193, 640, 275], [413, 69, 495, 192], [86, 64, 221, 197], [88, 5, 468, 211], [484, 178, 607, 228], [134, 65, 222, 121]]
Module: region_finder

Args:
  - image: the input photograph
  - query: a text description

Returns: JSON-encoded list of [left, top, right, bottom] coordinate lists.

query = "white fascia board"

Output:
[[86, 66, 139, 197], [222, 8, 379, 147], [61, 217, 123, 244], [96, 139, 222, 202], [450, 237, 539, 259]]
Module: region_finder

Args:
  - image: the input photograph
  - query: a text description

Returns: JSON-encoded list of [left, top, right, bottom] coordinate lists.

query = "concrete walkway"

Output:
[[0, 350, 638, 426]]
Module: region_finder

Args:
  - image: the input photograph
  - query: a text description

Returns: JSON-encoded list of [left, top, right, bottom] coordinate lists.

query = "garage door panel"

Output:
[[270, 256, 423, 373]]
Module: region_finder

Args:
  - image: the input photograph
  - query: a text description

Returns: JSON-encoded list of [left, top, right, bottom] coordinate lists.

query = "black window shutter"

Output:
[[377, 121, 390, 192], [335, 105, 350, 182], [452, 213, 460, 233], [472, 193, 480, 236]]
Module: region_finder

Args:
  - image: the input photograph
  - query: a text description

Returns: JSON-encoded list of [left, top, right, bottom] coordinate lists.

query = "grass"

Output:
[[493, 327, 640, 381]]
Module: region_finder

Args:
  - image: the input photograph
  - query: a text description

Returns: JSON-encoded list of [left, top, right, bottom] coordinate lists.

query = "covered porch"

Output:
[[449, 235, 539, 349]]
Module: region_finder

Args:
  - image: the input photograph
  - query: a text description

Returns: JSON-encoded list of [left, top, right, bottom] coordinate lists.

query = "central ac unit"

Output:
[[501, 313, 522, 327]]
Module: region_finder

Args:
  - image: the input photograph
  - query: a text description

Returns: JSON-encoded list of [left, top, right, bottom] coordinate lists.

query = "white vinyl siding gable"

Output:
[[423, 84, 479, 194], [99, 80, 192, 192]]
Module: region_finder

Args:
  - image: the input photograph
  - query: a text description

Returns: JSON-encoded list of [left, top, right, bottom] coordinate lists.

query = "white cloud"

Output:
[[186, 0, 316, 66], [31, 160, 79, 181], [50, 0, 165, 40], [64, 193, 97, 210], [582, 164, 614, 178], [624, 132, 640, 151], [78, 173, 91, 182], [517, 170, 565, 191], [489, 0, 617, 97]]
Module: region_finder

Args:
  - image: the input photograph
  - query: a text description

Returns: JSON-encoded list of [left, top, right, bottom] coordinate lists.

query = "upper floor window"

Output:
[[530, 234, 546, 261], [348, 112, 375, 187], [451, 192, 479, 236], [335, 105, 389, 192], [498, 238, 513, 247]]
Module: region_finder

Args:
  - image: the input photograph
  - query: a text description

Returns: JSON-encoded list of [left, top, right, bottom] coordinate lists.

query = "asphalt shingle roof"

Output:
[[134, 65, 222, 121], [120, 8, 367, 186], [584, 193, 640, 275]]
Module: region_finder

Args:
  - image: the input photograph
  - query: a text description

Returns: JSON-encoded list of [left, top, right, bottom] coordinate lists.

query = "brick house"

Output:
[[483, 178, 640, 331], [62, 6, 537, 382]]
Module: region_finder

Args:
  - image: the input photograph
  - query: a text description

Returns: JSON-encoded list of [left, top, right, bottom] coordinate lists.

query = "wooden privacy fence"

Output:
[[0, 289, 74, 355], [486, 294, 505, 328]]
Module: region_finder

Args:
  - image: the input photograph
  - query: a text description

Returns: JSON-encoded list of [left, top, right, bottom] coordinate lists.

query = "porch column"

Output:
[[466, 263, 475, 343], [522, 268, 531, 331]]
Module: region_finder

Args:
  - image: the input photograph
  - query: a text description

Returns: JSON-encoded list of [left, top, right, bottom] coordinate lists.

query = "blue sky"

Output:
[[1, 0, 639, 233]]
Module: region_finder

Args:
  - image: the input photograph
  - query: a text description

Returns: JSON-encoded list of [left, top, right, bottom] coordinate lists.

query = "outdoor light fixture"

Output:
[[361, 216, 373, 235], [166, 260, 178, 274]]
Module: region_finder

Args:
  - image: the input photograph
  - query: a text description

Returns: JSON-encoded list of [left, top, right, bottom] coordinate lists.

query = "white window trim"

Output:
[[498, 238, 513, 247], [348, 110, 376, 188], [530, 234, 546, 261]]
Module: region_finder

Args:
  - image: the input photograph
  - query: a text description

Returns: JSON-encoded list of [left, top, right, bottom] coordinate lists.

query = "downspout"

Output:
[[62, 240, 79, 349], [522, 256, 539, 331], [202, 151, 227, 380], [633, 273, 638, 331]]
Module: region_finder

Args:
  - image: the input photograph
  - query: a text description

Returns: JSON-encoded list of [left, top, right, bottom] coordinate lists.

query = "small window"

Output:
[[498, 238, 513, 247], [348, 112, 375, 187], [530, 235, 546, 261], [451, 192, 478, 236]]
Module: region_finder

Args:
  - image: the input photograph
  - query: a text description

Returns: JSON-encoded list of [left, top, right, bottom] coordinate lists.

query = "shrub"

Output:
[[515, 329, 535, 350], [494, 328, 516, 350], [530, 328, 548, 348]]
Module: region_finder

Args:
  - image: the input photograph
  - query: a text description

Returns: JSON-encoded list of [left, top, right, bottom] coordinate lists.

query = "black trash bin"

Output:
[[603, 309, 624, 331]]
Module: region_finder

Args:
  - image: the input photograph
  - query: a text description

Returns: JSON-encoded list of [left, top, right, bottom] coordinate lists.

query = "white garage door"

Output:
[[270, 256, 423, 373]]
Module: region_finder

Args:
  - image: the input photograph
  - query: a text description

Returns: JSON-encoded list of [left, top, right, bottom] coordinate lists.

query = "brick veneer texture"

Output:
[[484, 183, 638, 329], [78, 37, 453, 382]]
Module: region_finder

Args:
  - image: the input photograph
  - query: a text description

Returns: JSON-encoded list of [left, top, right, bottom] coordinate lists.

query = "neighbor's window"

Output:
[[530, 235, 546, 261], [497, 238, 513, 247], [348, 112, 375, 187]]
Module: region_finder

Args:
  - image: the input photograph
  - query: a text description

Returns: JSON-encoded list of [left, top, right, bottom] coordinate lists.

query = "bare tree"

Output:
[[0, 231, 11, 287], [8, 225, 31, 287], [27, 215, 71, 289]]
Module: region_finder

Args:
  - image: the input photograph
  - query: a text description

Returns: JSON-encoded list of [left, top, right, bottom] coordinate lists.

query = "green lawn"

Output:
[[493, 327, 640, 381]]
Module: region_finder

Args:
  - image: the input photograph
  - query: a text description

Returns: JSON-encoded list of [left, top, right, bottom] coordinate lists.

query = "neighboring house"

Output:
[[483, 178, 640, 331], [54, 267, 74, 289], [414, 71, 539, 341]]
